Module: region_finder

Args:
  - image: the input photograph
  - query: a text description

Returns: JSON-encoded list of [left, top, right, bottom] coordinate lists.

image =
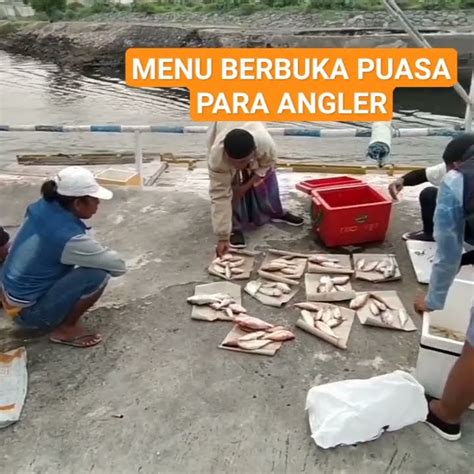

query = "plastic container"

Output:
[[310, 184, 392, 247], [415, 272, 474, 409], [296, 176, 363, 195]]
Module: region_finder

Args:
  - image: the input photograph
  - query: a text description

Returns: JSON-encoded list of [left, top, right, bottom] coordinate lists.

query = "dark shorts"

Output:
[[16, 267, 109, 330]]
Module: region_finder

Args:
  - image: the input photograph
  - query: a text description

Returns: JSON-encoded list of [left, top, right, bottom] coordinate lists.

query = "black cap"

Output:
[[442, 133, 474, 164]]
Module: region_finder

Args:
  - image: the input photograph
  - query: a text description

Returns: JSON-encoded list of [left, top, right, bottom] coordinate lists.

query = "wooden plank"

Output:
[[17, 153, 156, 166]]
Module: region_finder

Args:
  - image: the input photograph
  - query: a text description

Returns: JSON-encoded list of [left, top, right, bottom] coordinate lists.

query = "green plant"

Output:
[[31, 0, 66, 16]]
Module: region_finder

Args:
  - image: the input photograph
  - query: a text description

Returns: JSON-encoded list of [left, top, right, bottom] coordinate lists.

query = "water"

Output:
[[0, 50, 468, 166]]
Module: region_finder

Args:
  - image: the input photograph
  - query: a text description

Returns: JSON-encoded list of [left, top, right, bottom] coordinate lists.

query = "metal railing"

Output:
[[0, 124, 464, 186]]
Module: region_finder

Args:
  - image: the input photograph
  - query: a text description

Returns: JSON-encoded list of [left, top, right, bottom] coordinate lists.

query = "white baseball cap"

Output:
[[54, 166, 113, 200]]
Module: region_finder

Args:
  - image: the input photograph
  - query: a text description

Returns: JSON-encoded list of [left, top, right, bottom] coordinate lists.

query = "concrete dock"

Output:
[[0, 166, 472, 474]]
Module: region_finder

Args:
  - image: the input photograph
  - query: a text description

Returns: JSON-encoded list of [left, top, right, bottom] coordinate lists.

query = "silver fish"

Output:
[[349, 293, 369, 309], [357, 258, 366, 270], [218, 297, 235, 309], [331, 276, 350, 285], [262, 282, 277, 288], [220, 254, 235, 262], [262, 330, 295, 342], [262, 262, 288, 272], [315, 321, 339, 339], [372, 299, 386, 311], [229, 303, 247, 314], [231, 268, 245, 275], [295, 302, 321, 311], [259, 287, 283, 297], [382, 257, 397, 279], [210, 302, 221, 310], [229, 260, 244, 268], [276, 282, 291, 294], [213, 264, 226, 275], [398, 309, 409, 327], [320, 261, 343, 269], [225, 265, 232, 279], [301, 310, 315, 326], [238, 330, 266, 341], [332, 306, 343, 320], [369, 293, 394, 310], [381, 310, 394, 325], [321, 308, 333, 324], [281, 267, 299, 276], [309, 255, 340, 264], [315, 308, 325, 321], [187, 294, 227, 305], [225, 307, 234, 319], [234, 315, 274, 331], [369, 301, 380, 316], [266, 325, 288, 333], [327, 318, 344, 329], [246, 280, 261, 296], [363, 261, 379, 272], [335, 285, 346, 292], [237, 339, 273, 351]]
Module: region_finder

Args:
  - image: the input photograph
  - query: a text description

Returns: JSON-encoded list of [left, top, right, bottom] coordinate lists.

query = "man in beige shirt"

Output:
[[207, 121, 303, 256]]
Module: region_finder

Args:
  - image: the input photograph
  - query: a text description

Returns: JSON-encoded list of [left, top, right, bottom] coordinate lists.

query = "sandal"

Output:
[[49, 333, 103, 348]]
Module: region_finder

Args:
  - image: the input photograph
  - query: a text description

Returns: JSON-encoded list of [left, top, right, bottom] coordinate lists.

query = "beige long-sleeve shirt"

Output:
[[207, 122, 277, 240]]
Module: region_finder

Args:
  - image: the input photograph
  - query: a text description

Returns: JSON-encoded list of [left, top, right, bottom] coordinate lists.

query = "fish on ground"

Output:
[[239, 330, 267, 341], [295, 302, 322, 311], [315, 321, 339, 339], [262, 330, 295, 341], [301, 310, 315, 326], [349, 293, 369, 309], [398, 309, 408, 327], [319, 261, 343, 269], [229, 303, 247, 314], [276, 282, 291, 294], [187, 294, 231, 306], [234, 315, 274, 331], [238, 339, 273, 351], [258, 286, 283, 297], [309, 255, 340, 264]]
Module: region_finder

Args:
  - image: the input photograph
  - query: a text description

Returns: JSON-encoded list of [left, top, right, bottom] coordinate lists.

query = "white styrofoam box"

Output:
[[415, 276, 474, 409], [406, 240, 473, 284]]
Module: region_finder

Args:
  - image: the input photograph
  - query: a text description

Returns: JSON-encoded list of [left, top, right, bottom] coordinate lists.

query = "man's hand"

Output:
[[388, 177, 404, 201], [414, 292, 432, 316], [216, 240, 230, 258]]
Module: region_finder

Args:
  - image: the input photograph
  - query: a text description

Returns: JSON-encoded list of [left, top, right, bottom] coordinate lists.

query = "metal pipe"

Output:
[[0, 124, 462, 138], [464, 69, 474, 133], [134, 131, 143, 187], [382, 0, 472, 107]]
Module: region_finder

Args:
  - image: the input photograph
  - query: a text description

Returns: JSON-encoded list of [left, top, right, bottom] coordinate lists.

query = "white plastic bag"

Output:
[[305, 370, 428, 449], [0, 346, 28, 429]]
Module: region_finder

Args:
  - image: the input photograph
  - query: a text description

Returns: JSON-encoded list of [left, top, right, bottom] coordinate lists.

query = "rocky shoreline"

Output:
[[0, 10, 473, 76], [83, 9, 474, 30]]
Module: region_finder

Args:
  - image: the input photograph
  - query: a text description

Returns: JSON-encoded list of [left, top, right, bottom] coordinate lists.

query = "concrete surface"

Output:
[[0, 167, 472, 474]]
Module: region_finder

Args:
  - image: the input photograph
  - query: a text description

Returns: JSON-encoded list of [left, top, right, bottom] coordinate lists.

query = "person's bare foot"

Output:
[[49, 323, 102, 348]]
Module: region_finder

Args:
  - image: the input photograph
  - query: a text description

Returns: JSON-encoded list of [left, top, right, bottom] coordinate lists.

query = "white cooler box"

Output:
[[415, 268, 474, 410]]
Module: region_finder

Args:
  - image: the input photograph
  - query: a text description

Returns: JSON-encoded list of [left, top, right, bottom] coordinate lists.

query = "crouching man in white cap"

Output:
[[0, 166, 126, 348]]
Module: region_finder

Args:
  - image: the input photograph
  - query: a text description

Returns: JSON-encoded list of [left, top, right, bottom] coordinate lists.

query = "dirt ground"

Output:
[[0, 167, 472, 474]]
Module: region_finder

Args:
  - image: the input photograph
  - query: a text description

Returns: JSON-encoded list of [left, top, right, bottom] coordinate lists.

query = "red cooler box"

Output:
[[296, 176, 363, 195], [311, 184, 392, 247]]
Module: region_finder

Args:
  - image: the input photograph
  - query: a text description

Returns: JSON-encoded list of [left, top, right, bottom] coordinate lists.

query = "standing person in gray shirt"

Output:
[[1, 167, 126, 348]]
